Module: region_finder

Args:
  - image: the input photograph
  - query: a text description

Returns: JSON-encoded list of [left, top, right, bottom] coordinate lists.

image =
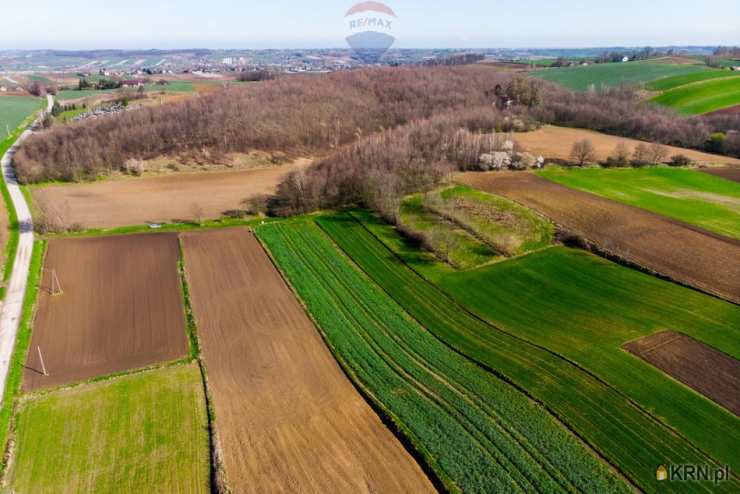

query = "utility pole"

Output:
[[50, 268, 63, 296], [37, 346, 48, 376]]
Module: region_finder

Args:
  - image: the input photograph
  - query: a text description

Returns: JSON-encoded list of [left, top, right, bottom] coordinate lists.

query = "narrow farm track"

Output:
[[0, 95, 52, 403], [258, 221, 630, 494], [458, 172, 740, 304], [181, 228, 433, 494], [318, 213, 740, 493]]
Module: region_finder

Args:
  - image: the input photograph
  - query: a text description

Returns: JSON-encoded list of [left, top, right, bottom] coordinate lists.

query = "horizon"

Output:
[[3, 0, 739, 50]]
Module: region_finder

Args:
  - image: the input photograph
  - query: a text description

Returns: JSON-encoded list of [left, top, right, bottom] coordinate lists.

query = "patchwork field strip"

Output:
[[458, 172, 740, 304], [257, 221, 628, 493], [318, 213, 740, 493], [181, 228, 433, 493], [23, 233, 188, 390], [624, 331, 740, 416]]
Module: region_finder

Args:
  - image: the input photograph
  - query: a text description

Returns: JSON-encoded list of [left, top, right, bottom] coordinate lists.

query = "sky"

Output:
[[2, 0, 739, 50]]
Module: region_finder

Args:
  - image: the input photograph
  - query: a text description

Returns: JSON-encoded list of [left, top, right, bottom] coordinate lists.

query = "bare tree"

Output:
[[569, 139, 597, 166], [648, 143, 669, 164], [632, 143, 650, 165]]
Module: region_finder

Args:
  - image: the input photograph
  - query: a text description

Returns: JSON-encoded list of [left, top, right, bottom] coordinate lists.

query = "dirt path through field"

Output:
[[181, 228, 433, 493], [23, 233, 188, 391], [514, 126, 740, 165], [458, 172, 740, 304], [31, 159, 310, 229]]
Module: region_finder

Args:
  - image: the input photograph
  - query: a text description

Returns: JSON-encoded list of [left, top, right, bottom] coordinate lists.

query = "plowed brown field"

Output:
[[624, 331, 740, 416], [181, 229, 433, 493], [458, 172, 740, 304], [24, 233, 188, 391], [513, 126, 740, 165], [31, 160, 310, 229], [702, 166, 740, 183]]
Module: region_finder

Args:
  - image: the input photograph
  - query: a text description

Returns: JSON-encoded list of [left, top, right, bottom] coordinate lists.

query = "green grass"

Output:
[[56, 89, 114, 101], [437, 247, 740, 478], [57, 81, 193, 102], [646, 70, 740, 91], [538, 167, 740, 239], [532, 61, 706, 91], [0, 240, 45, 469], [56, 106, 87, 124], [426, 185, 554, 256], [399, 194, 499, 269], [322, 211, 739, 493], [651, 77, 740, 114], [143, 80, 194, 93], [257, 220, 628, 494], [9, 363, 210, 493], [0, 96, 42, 137]]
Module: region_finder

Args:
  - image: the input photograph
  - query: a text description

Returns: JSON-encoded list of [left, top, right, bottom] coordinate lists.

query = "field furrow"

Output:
[[318, 212, 739, 493], [258, 221, 629, 494]]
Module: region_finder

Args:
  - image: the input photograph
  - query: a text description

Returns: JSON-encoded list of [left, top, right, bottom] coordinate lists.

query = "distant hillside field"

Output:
[[532, 61, 706, 91], [651, 77, 740, 115], [646, 70, 740, 91], [0, 95, 41, 133]]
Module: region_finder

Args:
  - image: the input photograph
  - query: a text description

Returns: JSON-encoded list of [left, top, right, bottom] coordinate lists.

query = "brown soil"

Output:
[[181, 229, 433, 494], [705, 105, 740, 117], [702, 166, 740, 183], [23, 233, 188, 391], [31, 160, 311, 229], [457, 171, 740, 304], [514, 126, 740, 165], [624, 331, 740, 416]]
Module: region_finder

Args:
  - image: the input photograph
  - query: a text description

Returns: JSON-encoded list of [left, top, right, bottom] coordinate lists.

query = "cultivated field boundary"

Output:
[[177, 238, 226, 494], [336, 213, 737, 485], [253, 229, 449, 494]]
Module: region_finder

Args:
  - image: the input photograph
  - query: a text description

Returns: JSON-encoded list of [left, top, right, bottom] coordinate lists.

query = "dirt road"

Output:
[[182, 228, 433, 493], [513, 126, 740, 165], [31, 159, 310, 229], [458, 172, 740, 304], [0, 94, 52, 402]]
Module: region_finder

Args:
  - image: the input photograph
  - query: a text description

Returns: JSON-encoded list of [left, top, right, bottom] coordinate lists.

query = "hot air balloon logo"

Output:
[[344, 2, 397, 63], [656, 465, 668, 481]]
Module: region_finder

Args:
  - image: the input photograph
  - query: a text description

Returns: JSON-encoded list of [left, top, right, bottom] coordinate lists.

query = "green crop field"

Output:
[[532, 61, 706, 91], [538, 167, 740, 239], [437, 247, 740, 474], [646, 70, 740, 91], [651, 76, 740, 114], [0, 96, 41, 135], [56, 89, 114, 101], [322, 211, 739, 493], [144, 80, 194, 92], [9, 364, 210, 493], [257, 220, 627, 493]]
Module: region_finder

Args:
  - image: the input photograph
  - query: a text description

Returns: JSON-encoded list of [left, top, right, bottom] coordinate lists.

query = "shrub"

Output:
[[668, 154, 694, 167]]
